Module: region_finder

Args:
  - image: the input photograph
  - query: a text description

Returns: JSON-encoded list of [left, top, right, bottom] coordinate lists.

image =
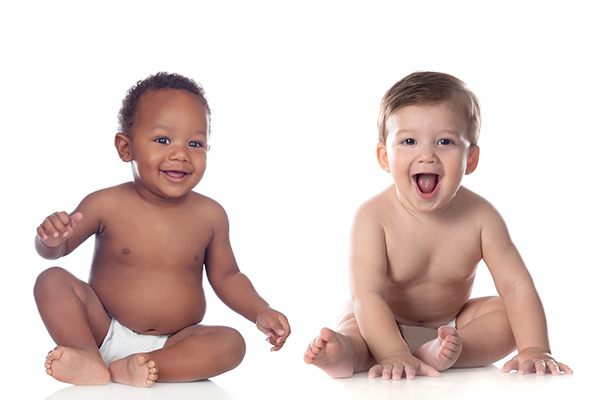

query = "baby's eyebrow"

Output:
[[439, 130, 462, 137], [149, 124, 172, 132], [189, 130, 208, 139], [389, 128, 416, 137], [149, 125, 207, 137]]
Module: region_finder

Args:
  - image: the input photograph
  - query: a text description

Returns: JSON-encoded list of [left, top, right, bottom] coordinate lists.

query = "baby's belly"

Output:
[[388, 285, 472, 327], [91, 275, 207, 336]]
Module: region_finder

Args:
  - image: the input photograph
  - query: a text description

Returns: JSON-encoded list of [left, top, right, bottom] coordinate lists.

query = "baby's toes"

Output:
[[444, 336, 461, 350]]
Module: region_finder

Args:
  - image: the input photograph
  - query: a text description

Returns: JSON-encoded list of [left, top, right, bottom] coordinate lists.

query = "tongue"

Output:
[[417, 174, 438, 194]]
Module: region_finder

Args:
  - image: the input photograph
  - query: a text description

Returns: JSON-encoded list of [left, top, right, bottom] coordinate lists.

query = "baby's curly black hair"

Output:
[[118, 72, 211, 135]]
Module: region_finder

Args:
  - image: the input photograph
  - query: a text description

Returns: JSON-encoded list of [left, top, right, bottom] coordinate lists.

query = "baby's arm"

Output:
[[35, 211, 84, 259], [350, 205, 439, 380], [35, 191, 110, 260], [204, 203, 290, 351], [481, 205, 572, 375]]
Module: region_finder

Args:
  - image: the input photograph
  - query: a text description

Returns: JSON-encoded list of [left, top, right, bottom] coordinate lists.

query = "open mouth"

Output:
[[162, 170, 189, 182], [413, 174, 440, 198]]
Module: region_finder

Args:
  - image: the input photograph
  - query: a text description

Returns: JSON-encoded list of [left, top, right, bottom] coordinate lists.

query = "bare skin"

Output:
[[108, 354, 158, 387], [412, 326, 463, 372], [45, 347, 111, 386], [305, 101, 572, 379], [304, 328, 360, 379], [35, 88, 290, 386]]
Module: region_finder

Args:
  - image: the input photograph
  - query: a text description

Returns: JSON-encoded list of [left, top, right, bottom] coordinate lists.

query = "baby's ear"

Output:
[[377, 142, 391, 173], [465, 145, 480, 175], [114, 133, 133, 162]]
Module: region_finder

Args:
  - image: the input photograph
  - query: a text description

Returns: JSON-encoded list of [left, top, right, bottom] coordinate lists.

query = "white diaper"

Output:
[[99, 318, 169, 365], [398, 318, 457, 353]]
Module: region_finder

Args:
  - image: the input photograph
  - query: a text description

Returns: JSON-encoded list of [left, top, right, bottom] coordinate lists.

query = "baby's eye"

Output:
[[402, 138, 416, 146], [188, 141, 205, 148], [154, 137, 170, 145], [437, 138, 453, 146]]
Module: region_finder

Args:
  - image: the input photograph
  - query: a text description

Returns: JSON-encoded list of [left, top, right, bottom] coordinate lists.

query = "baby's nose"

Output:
[[417, 146, 437, 163], [169, 145, 189, 161]]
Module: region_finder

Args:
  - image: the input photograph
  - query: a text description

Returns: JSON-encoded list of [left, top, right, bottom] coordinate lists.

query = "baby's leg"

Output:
[[452, 296, 516, 367], [304, 301, 374, 378], [34, 267, 111, 385], [106, 353, 158, 387], [412, 325, 463, 371], [109, 325, 245, 384]]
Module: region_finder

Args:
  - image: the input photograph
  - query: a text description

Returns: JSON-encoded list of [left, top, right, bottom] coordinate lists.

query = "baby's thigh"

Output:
[[456, 296, 507, 329], [165, 325, 246, 354], [34, 267, 111, 345]]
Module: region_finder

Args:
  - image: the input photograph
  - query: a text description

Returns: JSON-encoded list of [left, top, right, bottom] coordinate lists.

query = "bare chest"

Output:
[[95, 209, 212, 270], [384, 221, 482, 285]]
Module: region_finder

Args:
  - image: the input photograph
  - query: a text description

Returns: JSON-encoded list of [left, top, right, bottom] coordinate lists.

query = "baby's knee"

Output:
[[34, 267, 69, 297], [483, 296, 507, 314], [220, 327, 246, 366]]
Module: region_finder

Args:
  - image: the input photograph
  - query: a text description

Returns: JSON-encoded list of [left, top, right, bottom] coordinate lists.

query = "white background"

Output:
[[1, 1, 597, 398]]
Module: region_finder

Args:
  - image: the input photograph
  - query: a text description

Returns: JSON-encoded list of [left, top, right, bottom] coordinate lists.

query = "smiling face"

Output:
[[377, 100, 479, 215], [115, 88, 210, 202]]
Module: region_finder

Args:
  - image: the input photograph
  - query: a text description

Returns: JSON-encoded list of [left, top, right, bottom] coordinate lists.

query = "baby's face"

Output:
[[378, 100, 479, 215], [127, 88, 210, 201]]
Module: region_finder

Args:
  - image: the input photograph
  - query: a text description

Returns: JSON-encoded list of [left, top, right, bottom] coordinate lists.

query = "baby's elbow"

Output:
[[34, 237, 66, 260], [497, 275, 537, 301], [351, 289, 388, 308]]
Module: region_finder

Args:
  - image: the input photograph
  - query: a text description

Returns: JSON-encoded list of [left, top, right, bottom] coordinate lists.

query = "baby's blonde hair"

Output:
[[378, 72, 481, 144]]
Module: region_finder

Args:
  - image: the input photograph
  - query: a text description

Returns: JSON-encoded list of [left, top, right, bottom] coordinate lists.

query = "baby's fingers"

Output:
[[535, 359, 547, 376], [274, 316, 291, 343], [38, 211, 83, 245], [557, 362, 573, 374], [418, 362, 441, 378], [37, 224, 51, 242], [265, 332, 285, 352], [540, 360, 573, 375], [501, 358, 519, 373], [46, 212, 71, 237], [69, 212, 83, 230], [38, 213, 66, 241], [257, 311, 290, 340], [264, 318, 285, 338], [546, 360, 561, 375], [372, 363, 397, 380], [518, 359, 536, 375], [368, 364, 384, 379]]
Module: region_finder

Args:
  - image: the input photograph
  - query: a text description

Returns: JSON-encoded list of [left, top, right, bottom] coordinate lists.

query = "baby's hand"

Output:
[[369, 352, 440, 380], [501, 348, 573, 375], [37, 211, 83, 247], [255, 307, 291, 352]]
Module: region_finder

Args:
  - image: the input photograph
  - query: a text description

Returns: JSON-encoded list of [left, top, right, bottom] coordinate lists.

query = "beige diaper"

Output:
[[99, 318, 169, 365], [398, 318, 457, 353]]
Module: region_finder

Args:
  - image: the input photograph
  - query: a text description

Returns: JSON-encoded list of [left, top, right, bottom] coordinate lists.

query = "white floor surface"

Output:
[[43, 368, 584, 400], [39, 371, 577, 400], [11, 337, 590, 400]]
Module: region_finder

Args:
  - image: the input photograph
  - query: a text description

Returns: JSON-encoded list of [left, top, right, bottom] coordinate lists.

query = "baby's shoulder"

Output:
[[456, 186, 504, 221], [77, 183, 131, 208], [186, 191, 224, 210], [185, 191, 229, 221], [353, 186, 396, 225]]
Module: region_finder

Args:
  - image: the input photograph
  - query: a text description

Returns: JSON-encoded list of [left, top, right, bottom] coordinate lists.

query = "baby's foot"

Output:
[[412, 326, 463, 371], [304, 327, 354, 378], [45, 346, 110, 385], [108, 353, 158, 387]]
